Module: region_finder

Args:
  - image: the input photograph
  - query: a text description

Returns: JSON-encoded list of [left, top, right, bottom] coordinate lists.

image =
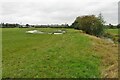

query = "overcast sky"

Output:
[[0, 0, 119, 25]]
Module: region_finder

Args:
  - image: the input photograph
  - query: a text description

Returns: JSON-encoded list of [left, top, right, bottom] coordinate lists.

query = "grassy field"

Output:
[[105, 29, 118, 35], [2, 28, 118, 78], [105, 29, 119, 43], [0, 28, 2, 79]]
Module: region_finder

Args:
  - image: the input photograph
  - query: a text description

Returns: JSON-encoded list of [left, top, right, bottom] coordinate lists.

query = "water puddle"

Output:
[[26, 30, 66, 35]]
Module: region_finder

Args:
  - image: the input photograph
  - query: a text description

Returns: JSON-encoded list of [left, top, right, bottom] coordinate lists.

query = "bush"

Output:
[[71, 14, 105, 37]]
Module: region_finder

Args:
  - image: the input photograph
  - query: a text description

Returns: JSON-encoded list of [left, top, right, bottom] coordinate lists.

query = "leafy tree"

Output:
[[117, 24, 120, 28], [26, 24, 30, 28], [98, 13, 105, 24], [71, 14, 105, 37], [109, 24, 115, 29]]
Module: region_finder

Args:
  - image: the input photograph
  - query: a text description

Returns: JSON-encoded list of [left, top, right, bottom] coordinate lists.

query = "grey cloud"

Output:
[[0, 0, 119, 25]]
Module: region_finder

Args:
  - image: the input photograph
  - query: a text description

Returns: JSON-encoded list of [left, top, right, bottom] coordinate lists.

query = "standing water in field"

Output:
[[26, 30, 44, 34], [26, 30, 66, 34], [53, 30, 66, 35]]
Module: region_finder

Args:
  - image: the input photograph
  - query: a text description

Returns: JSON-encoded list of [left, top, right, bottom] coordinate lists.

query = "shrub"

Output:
[[71, 14, 105, 37]]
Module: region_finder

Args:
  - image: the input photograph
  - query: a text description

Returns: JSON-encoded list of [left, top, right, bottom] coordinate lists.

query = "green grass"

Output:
[[0, 28, 2, 79], [2, 28, 118, 78], [105, 29, 119, 43], [105, 29, 118, 35]]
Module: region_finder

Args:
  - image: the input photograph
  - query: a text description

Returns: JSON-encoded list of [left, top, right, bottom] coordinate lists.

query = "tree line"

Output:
[[106, 24, 120, 29], [0, 23, 69, 28]]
